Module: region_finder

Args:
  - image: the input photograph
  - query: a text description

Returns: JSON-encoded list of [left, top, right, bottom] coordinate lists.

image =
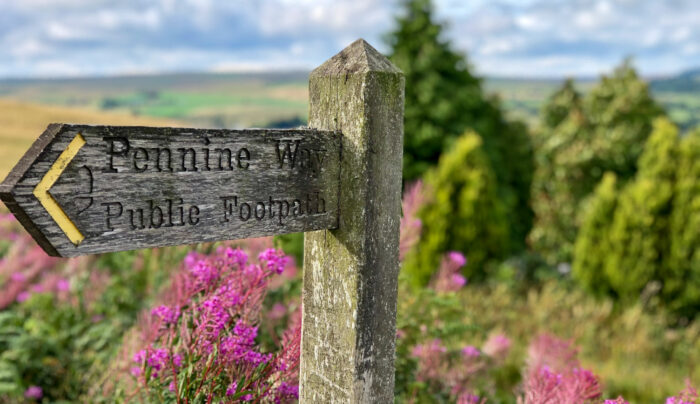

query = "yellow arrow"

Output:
[[33, 133, 86, 245]]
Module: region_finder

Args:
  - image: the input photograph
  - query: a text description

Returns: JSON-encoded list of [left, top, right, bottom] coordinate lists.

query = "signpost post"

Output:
[[0, 39, 404, 403]]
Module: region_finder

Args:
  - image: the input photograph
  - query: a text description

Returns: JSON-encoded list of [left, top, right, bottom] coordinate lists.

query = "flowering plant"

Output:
[[126, 245, 300, 403]]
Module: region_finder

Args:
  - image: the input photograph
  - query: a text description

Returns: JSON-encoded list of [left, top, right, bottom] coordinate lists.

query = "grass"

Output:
[[0, 99, 183, 178], [460, 282, 700, 402]]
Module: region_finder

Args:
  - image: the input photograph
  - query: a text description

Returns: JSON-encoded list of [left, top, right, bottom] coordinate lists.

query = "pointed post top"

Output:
[[311, 39, 402, 77]]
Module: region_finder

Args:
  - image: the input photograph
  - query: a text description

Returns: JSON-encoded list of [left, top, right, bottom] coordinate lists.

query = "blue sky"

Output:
[[1, 0, 699, 79]]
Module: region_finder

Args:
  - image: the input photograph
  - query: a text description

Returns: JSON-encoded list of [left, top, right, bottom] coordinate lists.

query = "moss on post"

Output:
[[300, 39, 404, 402]]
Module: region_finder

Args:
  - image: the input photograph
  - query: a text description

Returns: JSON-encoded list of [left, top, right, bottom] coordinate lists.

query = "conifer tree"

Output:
[[667, 130, 700, 316], [531, 61, 664, 264], [403, 132, 510, 287], [573, 119, 700, 317], [604, 118, 677, 301], [571, 172, 618, 297], [387, 0, 533, 252]]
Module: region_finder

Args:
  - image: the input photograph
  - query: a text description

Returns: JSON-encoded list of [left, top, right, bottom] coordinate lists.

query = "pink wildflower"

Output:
[[226, 382, 238, 396], [133, 349, 146, 363], [666, 380, 699, 404], [461, 345, 480, 358], [130, 366, 142, 377], [605, 396, 629, 403], [147, 348, 170, 373], [457, 393, 481, 404], [184, 251, 198, 268], [258, 248, 289, 274], [16, 291, 30, 303], [523, 334, 602, 404], [199, 296, 231, 334], [275, 382, 299, 403], [151, 305, 180, 324], [412, 339, 448, 381], [268, 302, 287, 320], [527, 333, 579, 373], [482, 334, 511, 361], [10, 272, 25, 282], [448, 251, 467, 267], [452, 273, 467, 288], [399, 180, 425, 260], [189, 260, 219, 287], [126, 244, 299, 401], [56, 279, 70, 291], [431, 251, 469, 293], [226, 247, 248, 268], [24, 386, 42, 400]]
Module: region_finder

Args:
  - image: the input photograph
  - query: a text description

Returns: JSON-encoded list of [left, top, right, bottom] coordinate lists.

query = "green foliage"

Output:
[[274, 233, 304, 266], [667, 130, 700, 317], [573, 118, 700, 317], [457, 281, 700, 402], [387, 0, 534, 252], [403, 132, 510, 286], [0, 247, 187, 402], [386, 0, 482, 181], [605, 118, 677, 301], [531, 61, 665, 263], [394, 285, 475, 402], [572, 172, 618, 297]]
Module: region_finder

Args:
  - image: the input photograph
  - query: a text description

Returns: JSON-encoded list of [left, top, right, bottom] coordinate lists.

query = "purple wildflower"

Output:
[[605, 396, 629, 404], [457, 393, 481, 404], [666, 380, 699, 404], [184, 251, 198, 269], [258, 248, 289, 274], [189, 260, 219, 287], [151, 305, 180, 324], [56, 279, 70, 291], [147, 348, 170, 372], [226, 382, 238, 396], [452, 273, 467, 288], [24, 386, 42, 400], [226, 247, 249, 268], [431, 251, 469, 292], [461, 345, 480, 358], [448, 251, 467, 267], [172, 354, 182, 367], [133, 349, 146, 363], [275, 382, 299, 403]]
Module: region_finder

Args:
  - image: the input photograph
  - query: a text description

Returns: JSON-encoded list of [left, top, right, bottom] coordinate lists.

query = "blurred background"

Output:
[[0, 0, 699, 403]]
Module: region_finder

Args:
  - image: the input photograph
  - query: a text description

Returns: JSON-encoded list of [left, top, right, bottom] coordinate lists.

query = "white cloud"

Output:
[[1, 0, 700, 78]]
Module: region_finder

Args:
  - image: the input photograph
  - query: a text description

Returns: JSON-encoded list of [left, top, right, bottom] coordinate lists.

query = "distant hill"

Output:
[[650, 68, 700, 93], [0, 72, 309, 130], [0, 99, 183, 178]]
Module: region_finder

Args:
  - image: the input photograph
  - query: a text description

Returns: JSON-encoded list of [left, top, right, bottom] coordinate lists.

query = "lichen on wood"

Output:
[[301, 38, 405, 403]]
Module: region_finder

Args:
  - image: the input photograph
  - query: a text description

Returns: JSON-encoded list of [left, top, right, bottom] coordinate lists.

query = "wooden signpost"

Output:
[[0, 125, 341, 257], [0, 39, 404, 403]]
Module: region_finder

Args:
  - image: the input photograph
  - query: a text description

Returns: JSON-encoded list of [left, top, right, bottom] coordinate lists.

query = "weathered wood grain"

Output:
[[0, 124, 341, 257], [301, 39, 404, 402]]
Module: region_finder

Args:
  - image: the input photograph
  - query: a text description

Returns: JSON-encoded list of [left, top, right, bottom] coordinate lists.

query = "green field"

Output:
[[0, 72, 309, 130], [3, 72, 697, 132]]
